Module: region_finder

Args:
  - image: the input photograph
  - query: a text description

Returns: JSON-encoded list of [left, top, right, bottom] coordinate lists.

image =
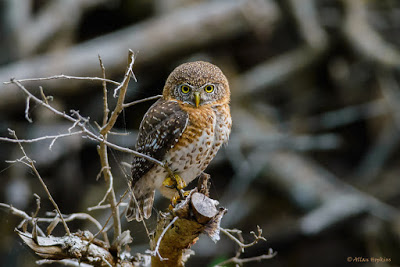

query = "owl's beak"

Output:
[[194, 92, 200, 108]]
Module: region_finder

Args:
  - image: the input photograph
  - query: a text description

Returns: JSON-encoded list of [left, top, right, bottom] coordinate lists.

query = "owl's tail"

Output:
[[126, 190, 155, 222]]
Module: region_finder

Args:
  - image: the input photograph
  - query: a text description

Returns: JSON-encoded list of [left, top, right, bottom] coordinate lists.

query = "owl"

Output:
[[126, 61, 231, 221]]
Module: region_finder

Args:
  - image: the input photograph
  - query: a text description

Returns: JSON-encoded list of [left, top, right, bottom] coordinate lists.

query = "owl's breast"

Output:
[[169, 106, 216, 170]]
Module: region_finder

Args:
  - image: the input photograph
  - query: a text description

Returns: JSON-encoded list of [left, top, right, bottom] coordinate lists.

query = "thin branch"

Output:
[[123, 95, 162, 108], [148, 216, 179, 261], [0, 203, 45, 237], [25, 96, 33, 123], [39, 86, 49, 105], [101, 50, 135, 135], [7, 76, 165, 166], [215, 249, 277, 267], [87, 203, 128, 211], [0, 202, 108, 243], [95, 168, 114, 206], [220, 226, 266, 252], [32, 194, 41, 219], [90, 189, 129, 243], [4, 74, 120, 86], [9, 130, 71, 236], [94, 51, 136, 241], [0, 130, 84, 149], [99, 55, 109, 126]]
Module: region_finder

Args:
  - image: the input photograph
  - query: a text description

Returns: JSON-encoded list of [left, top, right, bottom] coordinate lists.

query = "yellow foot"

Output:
[[169, 191, 191, 210], [162, 173, 186, 190]]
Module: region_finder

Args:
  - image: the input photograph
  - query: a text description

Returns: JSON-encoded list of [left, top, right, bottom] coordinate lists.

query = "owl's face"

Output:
[[163, 61, 230, 107], [172, 82, 221, 107]]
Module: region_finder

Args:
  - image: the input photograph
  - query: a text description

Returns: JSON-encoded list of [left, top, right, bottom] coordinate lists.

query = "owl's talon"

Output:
[[162, 177, 175, 188], [174, 174, 186, 190], [162, 173, 186, 190], [168, 190, 191, 210]]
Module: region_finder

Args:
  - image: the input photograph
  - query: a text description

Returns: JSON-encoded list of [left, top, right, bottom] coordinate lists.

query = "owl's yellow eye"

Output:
[[181, 85, 190, 94], [204, 84, 214, 93]]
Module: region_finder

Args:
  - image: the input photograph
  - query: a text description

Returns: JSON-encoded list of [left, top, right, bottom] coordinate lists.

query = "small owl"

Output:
[[126, 61, 231, 221]]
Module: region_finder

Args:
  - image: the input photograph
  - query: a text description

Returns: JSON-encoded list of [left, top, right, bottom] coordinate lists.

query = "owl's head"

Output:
[[163, 61, 230, 107]]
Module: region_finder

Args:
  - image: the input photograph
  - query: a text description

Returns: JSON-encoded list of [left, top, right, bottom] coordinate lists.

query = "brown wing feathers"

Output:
[[131, 99, 189, 187]]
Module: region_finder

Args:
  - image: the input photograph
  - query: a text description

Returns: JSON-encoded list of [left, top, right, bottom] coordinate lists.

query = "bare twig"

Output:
[[215, 249, 277, 267], [216, 226, 275, 266], [0, 130, 84, 149], [101, 50, 135, 134], [95, 50, 136, 241], [87, 202, 128, 211], [25, 96, 33, 123], [123, 95, 162, 108], [149, 216, 179, 261], [3, 74, 120, 86], [0, 203, 45, 237], [220, 226, 266, 252], [8, 130, 71, 236], [90, 189, 129, 243], [99, 55, 109, 126], [39, 86, 50, 105], [7, 77, 165, 166]]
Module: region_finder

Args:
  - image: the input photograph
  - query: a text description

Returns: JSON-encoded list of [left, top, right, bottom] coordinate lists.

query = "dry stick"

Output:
[[220, 227, 266, 251], [0, 131, 84, 147], [6, 57, 164, 241], [3, 74, 121, 86], [9, 130, 71, 236], [151, 216, 179, 261], [39, 86, 49, 104], [123, 95, 162, 108], [215, 251, 276, 267], [0, 203, 45, 237], [100, 50, 135, 135], [96, 51, 137, 241], [216, 227, 275, 267], [8, 78, 164, 166], [41, 211, 109, 243], [90, 189, 130, 242], [97, 144, 121, 240], [97, 50, 153, 240], [99, 55, 109, 126]]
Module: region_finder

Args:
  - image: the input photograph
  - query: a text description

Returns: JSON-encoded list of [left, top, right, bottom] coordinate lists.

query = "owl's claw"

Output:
[[162, 173, 186, 190], [169, 191, 191, 210], [162, 176, 175, 188]]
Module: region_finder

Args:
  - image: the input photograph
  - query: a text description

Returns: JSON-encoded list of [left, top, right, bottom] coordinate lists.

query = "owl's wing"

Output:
[[131, 99, 189, 186]]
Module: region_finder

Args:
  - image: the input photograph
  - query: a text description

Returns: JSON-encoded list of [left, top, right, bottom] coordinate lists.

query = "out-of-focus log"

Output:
[[0, 0, 280, 109]]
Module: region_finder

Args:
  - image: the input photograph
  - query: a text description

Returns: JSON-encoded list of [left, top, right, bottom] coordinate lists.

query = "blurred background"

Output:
[[1, 0, 400, 266]]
